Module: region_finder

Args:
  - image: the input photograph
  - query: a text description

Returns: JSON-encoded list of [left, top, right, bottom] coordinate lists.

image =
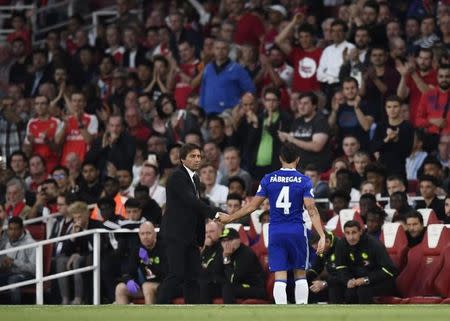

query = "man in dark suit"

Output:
[[156, 143, 217, 304]]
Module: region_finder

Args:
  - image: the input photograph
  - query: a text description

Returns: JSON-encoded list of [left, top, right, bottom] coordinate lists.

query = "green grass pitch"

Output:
[[1, 305, 449, 321]]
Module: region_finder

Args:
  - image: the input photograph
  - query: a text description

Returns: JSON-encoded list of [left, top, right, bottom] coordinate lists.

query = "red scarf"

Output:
[[6, 201, 26, 218]]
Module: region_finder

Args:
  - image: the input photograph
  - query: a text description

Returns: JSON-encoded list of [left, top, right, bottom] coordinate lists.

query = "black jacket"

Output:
[[86, 132, 136, 175], [121, 240, 167, 285], [246, 110, 291, 173], [122, 46, 148, 68], [200, 241, 224, 283], [61, 219, 105, 256], [307, 234, 342, 286], [160, 166, 216, 246], [223, 244, 265, 289], [335, 233, 398, 285]]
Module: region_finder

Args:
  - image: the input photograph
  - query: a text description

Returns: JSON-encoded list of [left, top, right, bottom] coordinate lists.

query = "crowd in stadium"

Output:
[[1, 0, 450, 305]]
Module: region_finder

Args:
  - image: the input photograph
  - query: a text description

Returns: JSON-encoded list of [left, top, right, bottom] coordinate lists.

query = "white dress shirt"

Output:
[[317, 40, 355, 84]]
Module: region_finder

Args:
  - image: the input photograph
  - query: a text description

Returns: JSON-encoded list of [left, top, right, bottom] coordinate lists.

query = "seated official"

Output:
[[115, 221, 166, 304]]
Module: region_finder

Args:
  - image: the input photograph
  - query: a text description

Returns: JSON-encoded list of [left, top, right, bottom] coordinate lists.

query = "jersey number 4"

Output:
[[276, 186, 292, 215]]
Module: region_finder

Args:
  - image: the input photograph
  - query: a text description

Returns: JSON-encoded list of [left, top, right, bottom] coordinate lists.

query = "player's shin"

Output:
[[295, 278, 309, 304], [273, 280, 288, 304]]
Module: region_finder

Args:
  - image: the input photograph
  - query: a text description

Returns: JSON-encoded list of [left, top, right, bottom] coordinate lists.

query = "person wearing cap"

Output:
[[263, 5, 287, 51], [307, 230, 343, 303], [219, 227, 266, 303], [217, 143, 326, 304]]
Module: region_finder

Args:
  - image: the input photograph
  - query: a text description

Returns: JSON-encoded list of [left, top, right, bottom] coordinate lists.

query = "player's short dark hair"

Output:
[[97, 197, 116, 208], [342, 76, 359, 87], [8, 216, 23, 228], [385, 95, 402, 105], [52, 165, 69, 176], [228, 176, 246, 190], [344, 220, 362, 230], [329, 190, 351, 203], [180, 143, 201, 161], [227, 193, 243, 203], [298, 23, 315, 35], [299, 92, 318, 106], [263, 87, 281, 100], [390, 191, 408, 203], [366, 207, 387, 220], [363, 0, 380, 13], [331, 19, 348, 33], [419, 174, 439, 186], [360, 193, 377, 203], [279, 143, 299, 163], [405, 210, 424, 225], [304, 164, 319, 173], [124, 198, 141, 209]]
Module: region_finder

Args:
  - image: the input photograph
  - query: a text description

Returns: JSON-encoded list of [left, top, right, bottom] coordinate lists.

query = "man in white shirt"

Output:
[[317, 19, 355, 98], [138, 162, 166, 208], [199, 162, 228, 209]]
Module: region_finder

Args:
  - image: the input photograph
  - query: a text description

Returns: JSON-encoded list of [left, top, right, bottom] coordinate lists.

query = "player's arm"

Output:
[[217, 196, 266, 224], [304, 197, 326, 254]]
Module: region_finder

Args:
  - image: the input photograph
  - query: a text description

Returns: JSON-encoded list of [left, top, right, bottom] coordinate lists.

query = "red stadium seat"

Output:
[[434, 246, 450, 299], [396, 224, 450, 302], [225, 224, 249, 246], [26, 224, 46, 241], [384, 209, 396, 223], [380, 223, 408, 271], [333, 209, 364, 238], [441, 298, 450, 304], [416, 209, 441, 226]]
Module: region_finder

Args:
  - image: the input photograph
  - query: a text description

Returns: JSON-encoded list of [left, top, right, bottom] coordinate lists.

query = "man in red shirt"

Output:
[[23, 95, 62, 172], [397, 47, 437, 127], [416, 65, 450, 150], [275, 15, 323, 93], [173, 40, 200, 109], [57, 92, 98, 167], [230, 0, 265, 47]]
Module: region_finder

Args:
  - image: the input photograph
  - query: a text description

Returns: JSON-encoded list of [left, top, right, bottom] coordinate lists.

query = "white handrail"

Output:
[[0, 228, 139, 305], [2, 213, 63, 231]]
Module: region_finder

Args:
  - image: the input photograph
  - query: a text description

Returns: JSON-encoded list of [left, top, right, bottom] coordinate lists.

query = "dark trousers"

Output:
[[156, 242, 201, 304], [198, 279, 223, 304], [221, 283, 266, 304], [344, 279, 395, 304]]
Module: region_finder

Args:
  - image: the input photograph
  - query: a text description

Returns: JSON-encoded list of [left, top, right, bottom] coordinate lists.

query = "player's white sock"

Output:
[[273, 280, 287, 304], [295, 278, 309, 304]]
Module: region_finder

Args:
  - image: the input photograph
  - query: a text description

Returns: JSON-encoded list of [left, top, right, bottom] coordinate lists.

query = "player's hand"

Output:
[[347, 278, 356, 288], [215, 212, 232, 224], [316, 236, 326, 255], [353, 277, 366, 287]]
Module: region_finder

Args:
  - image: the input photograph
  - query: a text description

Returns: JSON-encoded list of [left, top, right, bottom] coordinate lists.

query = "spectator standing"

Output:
[[23, 95, 61, 172], [199, 39, 255, 115], [371, 96, 414, 179]]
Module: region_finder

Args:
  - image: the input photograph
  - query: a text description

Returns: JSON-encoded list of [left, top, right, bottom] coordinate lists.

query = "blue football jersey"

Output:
[[256, 168, 314, 224]]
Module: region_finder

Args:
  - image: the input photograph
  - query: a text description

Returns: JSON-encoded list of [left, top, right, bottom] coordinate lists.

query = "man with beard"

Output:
[[397, 47, 437, 127], [416, 65, 450, 151], [339, 26, 371, 85]]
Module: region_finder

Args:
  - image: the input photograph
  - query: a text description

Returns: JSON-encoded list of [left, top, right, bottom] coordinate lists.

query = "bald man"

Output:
[[115, 222, 166, 304]]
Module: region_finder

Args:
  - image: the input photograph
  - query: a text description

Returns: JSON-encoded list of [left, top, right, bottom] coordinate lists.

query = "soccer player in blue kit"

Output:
[[217, 143, 325, 304]]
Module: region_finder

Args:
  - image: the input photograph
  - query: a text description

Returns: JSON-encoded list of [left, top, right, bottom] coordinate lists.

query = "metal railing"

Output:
[[0, 228, 137, 305]]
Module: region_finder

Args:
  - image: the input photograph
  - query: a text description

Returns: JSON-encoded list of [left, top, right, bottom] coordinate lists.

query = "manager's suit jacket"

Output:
[[160, 166, 216, 247]]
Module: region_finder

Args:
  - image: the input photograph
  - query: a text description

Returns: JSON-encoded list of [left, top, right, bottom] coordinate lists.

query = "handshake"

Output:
[[215, 212, 232, 224]]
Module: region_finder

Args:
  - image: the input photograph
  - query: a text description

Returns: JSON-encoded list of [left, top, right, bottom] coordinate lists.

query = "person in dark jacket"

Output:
[[246, 87, 291, 180], [405, 211, 426, 248], [220, 227, 266, 303], [335, 220, 397, 304], [156, 143, 217, 304], [55, 201, 105, 304], [86, 115, 136, 178], [307, 230, 343, 303], [115, 221, 166, 304], [199, 220, 225, 303]]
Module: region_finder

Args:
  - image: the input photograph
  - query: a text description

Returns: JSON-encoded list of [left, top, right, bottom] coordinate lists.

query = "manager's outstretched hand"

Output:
[[215, 212, 232, 224]]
